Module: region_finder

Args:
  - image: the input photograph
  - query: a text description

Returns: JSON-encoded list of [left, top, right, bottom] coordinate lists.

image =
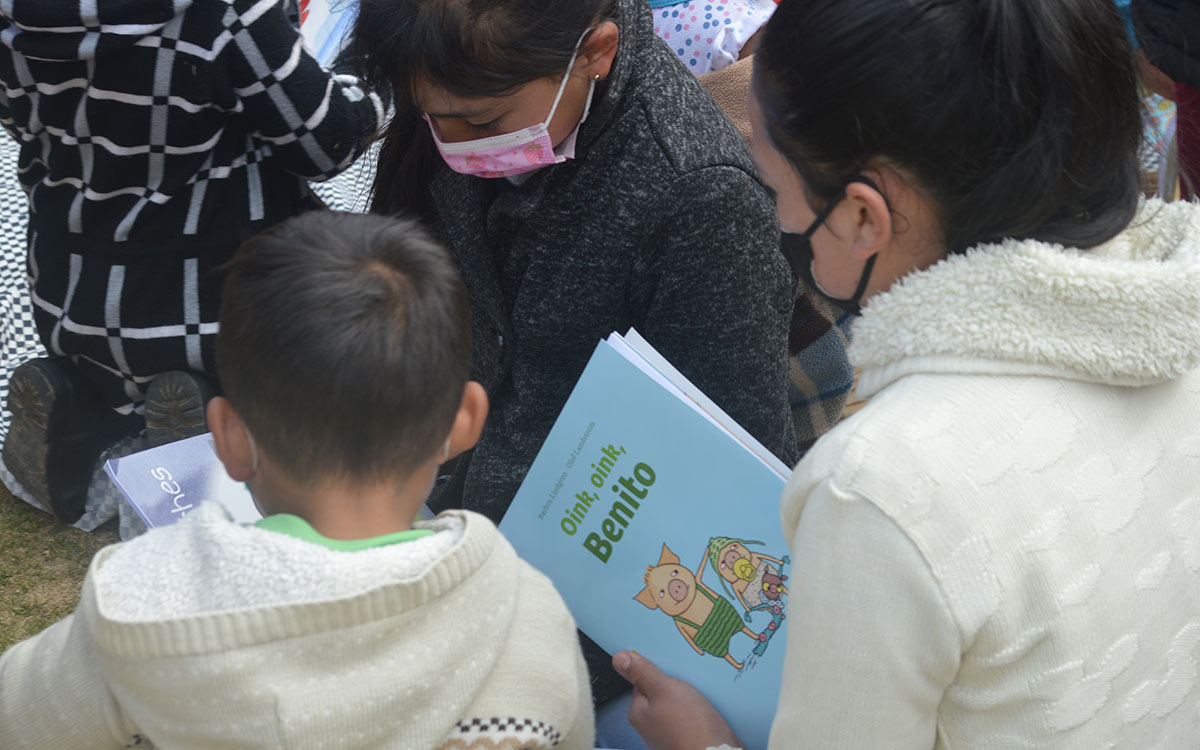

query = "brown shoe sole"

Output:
[[3, 358, 141, 522], [144, 371, 215, 448], [2, 358, 63, 503]]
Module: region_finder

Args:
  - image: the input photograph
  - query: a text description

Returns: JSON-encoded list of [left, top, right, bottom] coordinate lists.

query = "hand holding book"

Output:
[[612, 650, 744, 750]]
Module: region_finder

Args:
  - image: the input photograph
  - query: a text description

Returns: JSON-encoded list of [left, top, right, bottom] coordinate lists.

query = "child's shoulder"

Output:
[[455, 512, 590, 714], [451, 510, 581, 631]]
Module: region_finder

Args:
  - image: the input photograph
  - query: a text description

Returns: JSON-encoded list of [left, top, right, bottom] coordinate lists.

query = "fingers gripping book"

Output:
[[499, 330, 791, 749]]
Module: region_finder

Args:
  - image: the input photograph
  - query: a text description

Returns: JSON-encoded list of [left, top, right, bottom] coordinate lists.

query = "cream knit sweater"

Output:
[[0, 506, 594, 749], [769, 200, 1200, 748]]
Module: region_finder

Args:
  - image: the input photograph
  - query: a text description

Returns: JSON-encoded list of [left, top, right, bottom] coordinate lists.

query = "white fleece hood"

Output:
[[65, 505, 581, 748], [0, 504, 593, 748], [850, 199, 1200, 398]]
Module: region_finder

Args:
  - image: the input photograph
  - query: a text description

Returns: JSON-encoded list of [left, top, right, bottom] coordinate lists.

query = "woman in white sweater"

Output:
[[612, 0, 1200, 748]]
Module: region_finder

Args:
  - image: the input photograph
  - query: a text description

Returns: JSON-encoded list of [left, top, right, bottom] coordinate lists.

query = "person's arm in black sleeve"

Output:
[[219, 0, 384, 181]]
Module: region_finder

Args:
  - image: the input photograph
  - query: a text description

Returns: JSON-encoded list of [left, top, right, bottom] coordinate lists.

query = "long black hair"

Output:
[[350, 0, 617, 221], [754, 0, 1144, 254]]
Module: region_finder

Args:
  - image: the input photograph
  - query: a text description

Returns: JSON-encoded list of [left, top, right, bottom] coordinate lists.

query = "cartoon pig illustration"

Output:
[[708, 537, 790, 614], [634, 544, 766, 670]]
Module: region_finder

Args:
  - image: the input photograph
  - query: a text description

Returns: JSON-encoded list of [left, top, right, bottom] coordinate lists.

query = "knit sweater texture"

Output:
[[428, 0, 798, 524], [0, 505, 594, 749], [0, 0, 383, 409], [769, 199, 1200, 748], [0, 0, 383, 248]]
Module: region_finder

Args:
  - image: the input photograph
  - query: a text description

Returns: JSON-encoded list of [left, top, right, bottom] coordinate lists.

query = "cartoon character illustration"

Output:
[[634, 544, 767, 670], [708, 536, 790, 614]]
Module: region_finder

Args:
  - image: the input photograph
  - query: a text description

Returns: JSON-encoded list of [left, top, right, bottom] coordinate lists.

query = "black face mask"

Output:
[[779, 178, 879, 316]]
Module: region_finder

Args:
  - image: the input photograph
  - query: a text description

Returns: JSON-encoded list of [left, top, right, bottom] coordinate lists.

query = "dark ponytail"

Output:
[[755, 0, 1143, 253], [350, 0, 617, 223]]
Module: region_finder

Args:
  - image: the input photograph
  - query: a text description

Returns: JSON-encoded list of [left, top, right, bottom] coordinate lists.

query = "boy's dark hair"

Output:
[[216, 211, 472, 482], [755, 0, 1143, 254], [348, 0, 617, 221]]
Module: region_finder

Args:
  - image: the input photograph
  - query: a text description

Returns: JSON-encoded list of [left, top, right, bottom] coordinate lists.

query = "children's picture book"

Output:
[[499, 330, 792, 750], [104, 434, 262, 528], [299, 0, 358, 67]]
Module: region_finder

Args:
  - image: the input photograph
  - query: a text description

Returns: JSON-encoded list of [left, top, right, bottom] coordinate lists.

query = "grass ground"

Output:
[[0, 483, 118, 652]]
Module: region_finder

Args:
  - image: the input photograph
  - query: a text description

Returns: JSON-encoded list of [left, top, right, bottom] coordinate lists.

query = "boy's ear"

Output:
[[443, 381, 489, 463], [206, 397, 256, 482], [579, 21, 619, 81]]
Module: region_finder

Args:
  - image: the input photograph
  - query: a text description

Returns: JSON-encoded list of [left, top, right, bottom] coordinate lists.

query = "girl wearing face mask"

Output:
[[351, 0, 804, 708], [609, 0, 1200, 748], [351, 8, 798, 529]]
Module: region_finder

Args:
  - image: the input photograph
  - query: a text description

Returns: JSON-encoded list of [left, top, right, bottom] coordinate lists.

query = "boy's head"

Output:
[[210, 211, 476, 489]]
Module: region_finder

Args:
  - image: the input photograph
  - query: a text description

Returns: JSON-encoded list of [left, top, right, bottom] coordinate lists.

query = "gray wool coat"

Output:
[[429, 0, 797, 524]]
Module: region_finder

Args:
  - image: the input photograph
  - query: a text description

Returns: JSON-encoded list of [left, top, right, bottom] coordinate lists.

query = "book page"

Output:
[[609, 330, 791, 478], [104, 434, 261, 527], [605, 333, 724, 427], [106, 434, 437, 529]]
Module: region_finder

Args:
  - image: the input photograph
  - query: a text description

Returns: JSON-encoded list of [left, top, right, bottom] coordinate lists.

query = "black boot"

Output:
[[144, 370, 218, 448], [3, 357, 141, 523]]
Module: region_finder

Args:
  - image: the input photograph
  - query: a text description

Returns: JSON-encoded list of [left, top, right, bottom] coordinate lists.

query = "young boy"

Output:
[[0, 212, 595, 749]]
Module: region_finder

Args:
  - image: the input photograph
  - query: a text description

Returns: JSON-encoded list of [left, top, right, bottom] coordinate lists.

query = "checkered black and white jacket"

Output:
[[0, 0, 384, 410]]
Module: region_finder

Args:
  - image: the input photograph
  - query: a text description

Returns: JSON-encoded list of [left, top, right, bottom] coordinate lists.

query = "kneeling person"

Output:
[[0, 212, 594, 749]]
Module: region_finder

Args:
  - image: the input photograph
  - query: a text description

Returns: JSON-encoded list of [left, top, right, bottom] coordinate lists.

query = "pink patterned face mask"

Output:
[[423, 38, 596, 179]]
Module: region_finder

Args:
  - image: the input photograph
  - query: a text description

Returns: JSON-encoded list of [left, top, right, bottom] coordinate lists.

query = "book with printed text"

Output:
[[499, 330, 792, 750], [104, 434, 262, 528], [105, 434, 438, 530]]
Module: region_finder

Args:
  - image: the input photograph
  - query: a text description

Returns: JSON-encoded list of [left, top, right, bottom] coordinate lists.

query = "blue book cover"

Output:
[[104, 434, 261, 528], [499, 333, 791, 749]]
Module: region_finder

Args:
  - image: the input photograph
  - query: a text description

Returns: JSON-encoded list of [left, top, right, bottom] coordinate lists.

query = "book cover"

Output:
[[299, 0, 358, 67], [105, 434, 438, 530], [104, 434, 261, 528], [499, 334, 791, 749]]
